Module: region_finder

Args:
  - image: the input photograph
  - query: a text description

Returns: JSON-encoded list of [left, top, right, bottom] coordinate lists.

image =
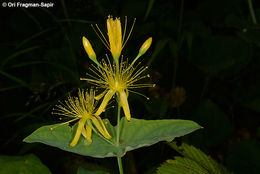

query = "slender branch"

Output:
[[248, 0, 257, 24]]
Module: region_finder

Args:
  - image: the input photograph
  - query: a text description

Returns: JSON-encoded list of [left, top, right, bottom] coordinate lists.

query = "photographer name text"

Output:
[[2, 2, 54, 8]]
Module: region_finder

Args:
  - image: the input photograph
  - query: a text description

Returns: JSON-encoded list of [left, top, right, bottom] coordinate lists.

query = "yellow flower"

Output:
[[91, 16, 135, 66], [81, 60, 154, 121], [107, 16, 122, 61], [81, 16, 154, 121], [52, 89, 111, 147]]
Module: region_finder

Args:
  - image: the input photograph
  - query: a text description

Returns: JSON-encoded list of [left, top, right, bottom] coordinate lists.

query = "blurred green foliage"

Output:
[[157, 143, 232, 174], [0, 0, 260, 173], [0, 154, 51, 174]]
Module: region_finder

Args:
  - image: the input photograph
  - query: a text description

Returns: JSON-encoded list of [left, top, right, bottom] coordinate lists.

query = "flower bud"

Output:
[[82, 36, 96, 61], [139, 37, 152, 55]]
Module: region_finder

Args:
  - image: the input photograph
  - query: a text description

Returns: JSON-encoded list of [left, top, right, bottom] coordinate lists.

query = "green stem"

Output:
[[116, 60, 120, 74], [124, 53, 142, 73], [116, 94, 124, 174], [116, 101, 121, 146], [117, 157, 124, 174], [248, 0, 257, 24]]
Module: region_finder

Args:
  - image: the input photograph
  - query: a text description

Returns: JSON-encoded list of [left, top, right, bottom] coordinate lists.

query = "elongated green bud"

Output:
[[139, 37, 152, 56], [82, 36, 97, 61]]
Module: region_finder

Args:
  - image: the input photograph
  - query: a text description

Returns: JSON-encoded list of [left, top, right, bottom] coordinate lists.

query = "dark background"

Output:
[[0, 0, 260, 173]]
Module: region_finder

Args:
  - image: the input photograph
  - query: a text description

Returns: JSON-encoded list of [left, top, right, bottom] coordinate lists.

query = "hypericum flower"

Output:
[[81, 16, 154, 121], [90, 15, 135, 67], [107, 16, 122, 61], [52, 89, 111, 147]]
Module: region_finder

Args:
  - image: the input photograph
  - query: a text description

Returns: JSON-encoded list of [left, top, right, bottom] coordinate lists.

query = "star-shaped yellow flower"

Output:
[[52, 89, 111, 147], [81, 16, 154, 121]]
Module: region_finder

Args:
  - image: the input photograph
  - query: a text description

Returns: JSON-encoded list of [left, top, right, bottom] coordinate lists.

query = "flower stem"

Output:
[[116, 101, 121, 146], [117, 157, 124, 174], [116, 94, 124, 174]]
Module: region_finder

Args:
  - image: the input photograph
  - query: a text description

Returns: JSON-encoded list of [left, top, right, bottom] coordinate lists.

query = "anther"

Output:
[[153, 84, 156, 87], [59, 118, 62, 120], [50, 128, 53, 131]]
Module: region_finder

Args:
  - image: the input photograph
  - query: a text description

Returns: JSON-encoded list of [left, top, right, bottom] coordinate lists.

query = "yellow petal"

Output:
[[91, 116, 111, 139], [94, 90, 108, 100], [119, 90, 131, 120], [85, 124, 93, 143], [81, 126, 92, 144], [96, 115, 111, 138], [95, 90, 115, 116], [70, 117, 87, 147]]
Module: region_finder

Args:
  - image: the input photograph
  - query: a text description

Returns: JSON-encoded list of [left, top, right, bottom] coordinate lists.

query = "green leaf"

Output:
[[144, 0, 156, 21], [157, 158, 210, 174], [157, 143, 232, 174], [77, 167, 109, 174], [0, 154, 51, 174], [188, 99, 232, 149], [170, 143, 223, 174], [0, 46, 40, 68], [0, 70, 30, 88], [24, 118, 201, 158], [192, 36, 252, 76], [226, 140, 260, 174], [58, 19, 94, 24], [16, 28, 55, 48], [237, 28, 260, 47], [232, 83, 260, 114]]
